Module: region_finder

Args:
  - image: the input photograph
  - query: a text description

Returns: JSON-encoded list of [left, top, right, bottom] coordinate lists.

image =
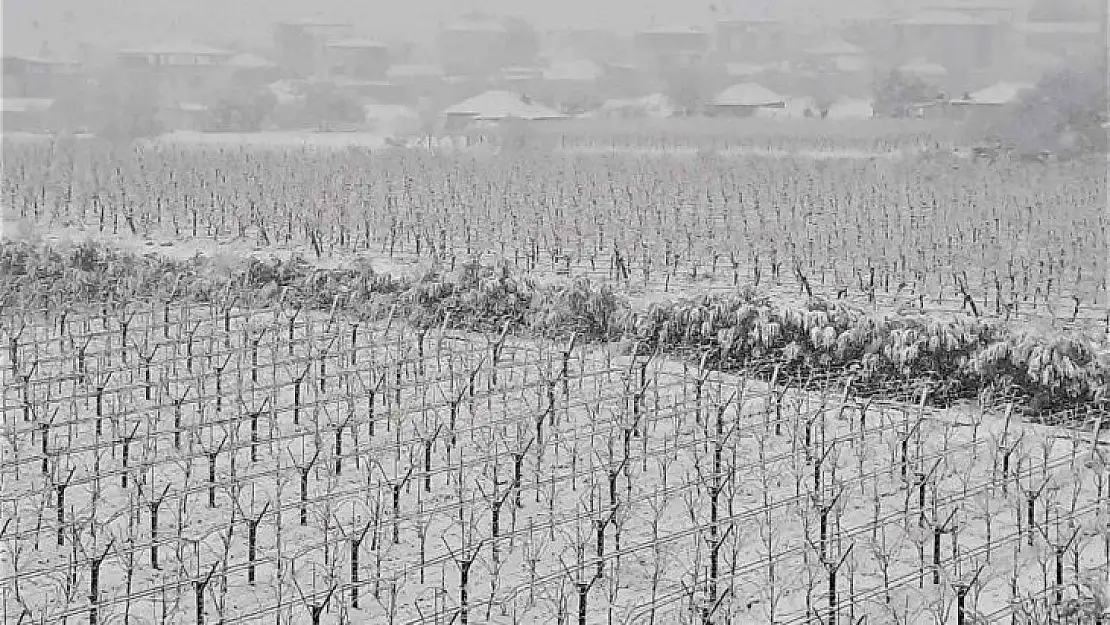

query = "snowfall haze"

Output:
[[2, 0, 1038, 57]]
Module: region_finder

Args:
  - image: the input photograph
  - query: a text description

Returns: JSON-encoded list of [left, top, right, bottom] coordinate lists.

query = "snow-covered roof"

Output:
[[711, 82, 784, 106], [899, 59, 948, 77], [543, 59, 602, 81], [4, 54, 81, 66], [953, 81, 1034, 105], [119, 43, 232, 56], [754, 96, 814, 119], [443, 90, 565, 120], [804, 38, 864, 56], [326, 38, 389, 50], [1, 98, 54, 113]]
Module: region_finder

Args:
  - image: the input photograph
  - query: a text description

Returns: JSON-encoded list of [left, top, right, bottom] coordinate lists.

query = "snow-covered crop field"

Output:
[[2, 132, 1108, 623], [3, 301, 1108, 624]]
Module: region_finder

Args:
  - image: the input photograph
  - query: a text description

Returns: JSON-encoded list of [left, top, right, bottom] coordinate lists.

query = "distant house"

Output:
[[705, 82, 786, 117], [437, 17, 511, 78], [537, 59, 603, 111], [803, 39, 868, 73], [893, 9, 1008, 71], [228, 53, 285, 87], [442, 89, 565, 130], [839, 12, 899, 56], [1017, 21, 1104, 58], [314, 75, 404, 106], [800, 37, 870, 96], [158, 101, 210, 132], [549, 29, 630, 65], [543, 59, 603, 83], [804, 38, 864, 58], [714, 17, 791, 63], [633, 26, 710, 73], [1030, 0, 1103, 20], [599, 62, 646, 98], [386, 65, 446, 102], [117, 43, 234, 69], [758, 96, 820, 120], [946, 81, 1032, 119], [951, 81, 1033, 106], [898, 59, 949, 82], [324, 39, 391, 81], [273, 20, 355, 77], [117, 43, 235, 104], [1, 97, 56, 132], [2, 55, 84, 99]]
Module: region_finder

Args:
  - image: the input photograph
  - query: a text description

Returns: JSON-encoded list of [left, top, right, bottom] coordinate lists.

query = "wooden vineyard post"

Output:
[[118, 422, 140, 489], [245, 502, 270, 585], [241, 397, 270, 464], [292, 570, 337, 625], [510, 436, 534, 509], [824, 544, 854, 625], [202, 434, 228, 508], [84, 539, 115, 625], [346, 520, 373, 609], [1035, 524, 1081, 606], [146, 484, 171, 568], [477, 474, 513, 565], [53, 466, 76, 546], [1020, 480, 1050, 547], [952, 566, 984, 625], [374, 459, 414, 544], [418, 423, 443, 492], [293, 447, 322, 527], [444, 531, 487, 625], [333, 409, 354, 476], [167, 383, 192, 451], [559, 538, 604, 625], [928, 509, 958, 585]]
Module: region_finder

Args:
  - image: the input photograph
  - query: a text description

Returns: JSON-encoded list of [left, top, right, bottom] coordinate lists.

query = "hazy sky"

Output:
[[1, 0, 721, 55], [3, 0, 1033, 57]]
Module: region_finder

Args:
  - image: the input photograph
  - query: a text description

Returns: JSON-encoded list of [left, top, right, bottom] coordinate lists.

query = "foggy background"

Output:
[[2, 0, 1103, 154], [3, 0, 1044, 57]]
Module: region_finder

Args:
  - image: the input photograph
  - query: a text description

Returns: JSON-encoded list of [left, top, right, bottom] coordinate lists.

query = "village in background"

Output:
[[1, 0, 1105, 151]]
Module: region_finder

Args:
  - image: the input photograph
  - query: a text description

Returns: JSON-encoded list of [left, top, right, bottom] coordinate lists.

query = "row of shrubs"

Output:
[[3, 240, 1105, 414]]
